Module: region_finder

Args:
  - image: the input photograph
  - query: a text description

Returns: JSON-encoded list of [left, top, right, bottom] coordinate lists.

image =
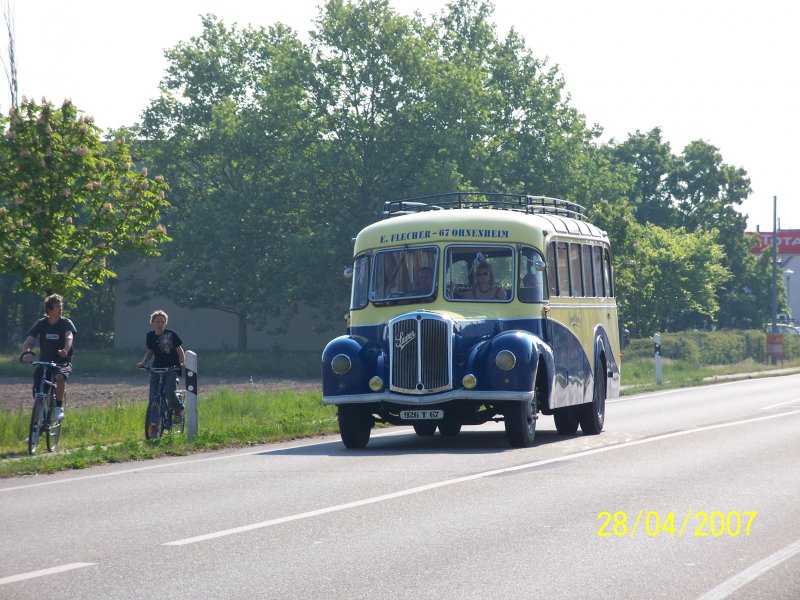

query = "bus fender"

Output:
[[322, 335, 374, 396], [482, 330, 554, 394]]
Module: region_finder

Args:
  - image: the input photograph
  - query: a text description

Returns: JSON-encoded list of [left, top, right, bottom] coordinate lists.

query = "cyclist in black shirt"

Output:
[[136, 309, 186, 424], [20, 294, 77, 421]]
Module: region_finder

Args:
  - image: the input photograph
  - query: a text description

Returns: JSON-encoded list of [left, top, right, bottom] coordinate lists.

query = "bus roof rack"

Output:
[[380, 192, 587, 221]]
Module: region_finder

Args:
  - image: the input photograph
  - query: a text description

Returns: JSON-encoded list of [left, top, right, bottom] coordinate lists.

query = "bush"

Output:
[[624, 329, 800, 365]]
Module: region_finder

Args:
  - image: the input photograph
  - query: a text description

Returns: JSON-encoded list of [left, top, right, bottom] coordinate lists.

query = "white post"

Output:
[[184, 350, 198, 441], [654, 333, 663, 385]]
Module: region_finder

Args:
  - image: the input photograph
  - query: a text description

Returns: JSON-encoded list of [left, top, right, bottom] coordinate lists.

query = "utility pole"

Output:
[[771, 196, 778, 364]]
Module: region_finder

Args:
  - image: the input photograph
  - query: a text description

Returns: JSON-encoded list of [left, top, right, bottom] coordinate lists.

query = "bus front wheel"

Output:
[[504, 397, 537, 448], [338, 405, 373, 449]]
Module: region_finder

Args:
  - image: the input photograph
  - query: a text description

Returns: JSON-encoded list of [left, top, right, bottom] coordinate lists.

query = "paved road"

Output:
[[2, 375, 800, 599]]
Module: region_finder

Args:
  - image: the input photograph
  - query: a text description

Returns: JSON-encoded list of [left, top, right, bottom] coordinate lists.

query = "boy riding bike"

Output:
[[136, 310, 185, 426], [20, 294, 76, 421]]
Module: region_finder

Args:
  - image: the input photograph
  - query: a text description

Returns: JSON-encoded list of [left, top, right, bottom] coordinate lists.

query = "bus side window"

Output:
[[603, 248, 614, 297], [592, 246, 604, 297], [547, 241, 558, 296], [582, 245, 594, 297], [556, 241, 570, 297], [569, 242, 583, 297], [351, 254, 370, 309]]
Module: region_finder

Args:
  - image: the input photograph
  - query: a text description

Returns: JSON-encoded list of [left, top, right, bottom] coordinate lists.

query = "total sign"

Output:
[[748, 230, 800, 255]]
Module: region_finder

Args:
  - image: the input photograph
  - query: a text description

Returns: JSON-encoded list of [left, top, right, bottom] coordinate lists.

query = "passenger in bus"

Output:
[[467, 263, 507, 300], [410, 267, 434, 294], [519, 273, 542, 302]]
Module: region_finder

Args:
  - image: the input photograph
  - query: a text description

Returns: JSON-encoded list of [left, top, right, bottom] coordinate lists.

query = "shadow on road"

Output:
[[260, 425, 581, 457]]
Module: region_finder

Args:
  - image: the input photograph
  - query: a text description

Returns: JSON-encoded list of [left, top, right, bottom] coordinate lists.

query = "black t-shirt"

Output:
[[146, 329, 183, 368], [27, 317, 77, 363]]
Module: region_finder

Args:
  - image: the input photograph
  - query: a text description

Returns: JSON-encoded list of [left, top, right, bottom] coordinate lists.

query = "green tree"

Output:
[[606, 128, 678, 227], [669, 140, 750, 235], [0, 99, 170, 297], [139, 17, 323, 349], [617, 222, 731, 337]]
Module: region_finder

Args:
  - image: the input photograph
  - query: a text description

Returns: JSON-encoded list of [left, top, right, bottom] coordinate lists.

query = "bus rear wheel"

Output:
[[579, 364, 606, 435], [553, 405, 579, 435]]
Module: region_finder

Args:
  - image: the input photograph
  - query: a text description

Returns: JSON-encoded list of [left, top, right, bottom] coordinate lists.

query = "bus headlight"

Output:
[[495, 350, 517, 371], [462, 373, 477, 389], [369, 376, 384, 391], [331, 354, 352, 375]]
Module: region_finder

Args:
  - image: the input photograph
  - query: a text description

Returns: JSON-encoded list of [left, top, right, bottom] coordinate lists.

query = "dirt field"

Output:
[[0, 375, 321, 412]]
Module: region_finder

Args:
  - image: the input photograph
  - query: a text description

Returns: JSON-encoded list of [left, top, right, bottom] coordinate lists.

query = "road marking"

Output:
[[696, 538, 800, 600], [761, 398, 800, 410], [0, 563, 95, 586], [0, 429, 407, 493], [165, 409, 800, 546]]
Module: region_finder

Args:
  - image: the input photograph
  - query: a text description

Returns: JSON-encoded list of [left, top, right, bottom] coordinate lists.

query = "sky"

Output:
[[6, 0, 799, 231]]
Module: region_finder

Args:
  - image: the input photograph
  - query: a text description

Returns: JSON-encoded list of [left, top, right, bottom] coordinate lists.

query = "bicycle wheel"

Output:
[[172, 406, 184, 435], [46, 388, 62, 452], [28, 394, 45, 455], [144, 399, 163, 439]]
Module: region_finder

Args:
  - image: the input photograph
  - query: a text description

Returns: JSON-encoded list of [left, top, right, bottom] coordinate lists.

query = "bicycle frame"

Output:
[[28, 360, 62, 455], [143, 366, 183, 439]]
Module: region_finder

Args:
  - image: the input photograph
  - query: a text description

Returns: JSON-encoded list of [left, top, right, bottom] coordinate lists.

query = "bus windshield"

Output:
[[369, 247, 438, 302]]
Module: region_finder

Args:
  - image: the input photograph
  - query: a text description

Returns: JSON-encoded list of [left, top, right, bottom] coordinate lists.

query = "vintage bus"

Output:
[[321, 192, 620, 448]]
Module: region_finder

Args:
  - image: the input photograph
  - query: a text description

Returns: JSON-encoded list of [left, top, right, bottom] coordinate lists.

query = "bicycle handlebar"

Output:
[[31, 360, 58, 368], [139, 365, 182, 373]]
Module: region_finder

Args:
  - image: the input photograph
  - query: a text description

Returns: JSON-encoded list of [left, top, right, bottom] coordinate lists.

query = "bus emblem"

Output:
[[396, 331, 416, 349]]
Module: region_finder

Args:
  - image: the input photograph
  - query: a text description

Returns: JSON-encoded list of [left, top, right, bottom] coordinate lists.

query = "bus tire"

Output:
[[413, 422, 437, 436], [553, 406, 579, 435], [438, 421, 462, 436], [579, 364, 606, 435], [505, 397, 537, 448], [338, 405, 372, 449]]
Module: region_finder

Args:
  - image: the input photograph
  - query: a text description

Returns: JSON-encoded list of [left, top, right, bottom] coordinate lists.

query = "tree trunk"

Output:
[[237, 312, 248, 351]]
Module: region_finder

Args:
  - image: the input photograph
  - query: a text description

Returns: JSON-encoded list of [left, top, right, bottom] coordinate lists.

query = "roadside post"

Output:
[[654, 333, 662, 385], [766, 331, 784, 364], [185, 350, 198, 441]]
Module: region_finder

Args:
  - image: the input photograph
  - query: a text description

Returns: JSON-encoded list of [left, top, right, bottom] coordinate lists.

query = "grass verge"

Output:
[[0, 387, 338, 478], [619, 356, 800, 393]]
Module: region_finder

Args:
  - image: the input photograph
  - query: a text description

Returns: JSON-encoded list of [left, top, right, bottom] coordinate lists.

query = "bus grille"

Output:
[[389, 314, 452, 394]]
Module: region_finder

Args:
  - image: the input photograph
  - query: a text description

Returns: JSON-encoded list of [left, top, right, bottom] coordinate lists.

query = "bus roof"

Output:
[[355, 193, 609, 254]]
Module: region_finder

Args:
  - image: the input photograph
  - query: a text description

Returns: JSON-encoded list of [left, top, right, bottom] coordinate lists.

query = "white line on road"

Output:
[[0, 563, 96, 586], [696, 538, 800, 600], [0, 429, 407, 493], [761, 398, 800, 410], [164, 409, 800, 546]]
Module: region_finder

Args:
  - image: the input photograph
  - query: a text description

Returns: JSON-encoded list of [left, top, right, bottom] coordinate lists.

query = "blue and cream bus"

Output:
[[322, 192, 620, 448]]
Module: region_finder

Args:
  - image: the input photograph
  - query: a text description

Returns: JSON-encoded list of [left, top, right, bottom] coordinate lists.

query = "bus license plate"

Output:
[[400, 410, 443, 420]]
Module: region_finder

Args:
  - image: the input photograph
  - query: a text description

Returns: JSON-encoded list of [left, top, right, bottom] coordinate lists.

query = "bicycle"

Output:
[[24, 357, 63, 455], [140, 366, 185, 439]]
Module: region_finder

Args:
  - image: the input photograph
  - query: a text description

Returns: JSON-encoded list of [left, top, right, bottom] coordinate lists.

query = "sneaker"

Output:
[[54, 406, 65, 421]]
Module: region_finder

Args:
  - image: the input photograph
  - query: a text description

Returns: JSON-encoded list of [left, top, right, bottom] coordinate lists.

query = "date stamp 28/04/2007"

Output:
[[597, 510, 757, 538]]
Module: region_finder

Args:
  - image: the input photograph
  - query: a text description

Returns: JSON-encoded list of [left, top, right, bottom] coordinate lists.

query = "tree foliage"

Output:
[[0, 99, 170, 297], [129, 0, 767, 349], [616, 223, 731, 337], [137, 1, 617, 349], [605, 126, 771, 330], [137, 17, 324, 349]]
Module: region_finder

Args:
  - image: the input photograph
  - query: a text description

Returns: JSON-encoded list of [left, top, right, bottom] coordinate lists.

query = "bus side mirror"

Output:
[[343, 267, 353, 280], [534, 260, 546, 272]]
